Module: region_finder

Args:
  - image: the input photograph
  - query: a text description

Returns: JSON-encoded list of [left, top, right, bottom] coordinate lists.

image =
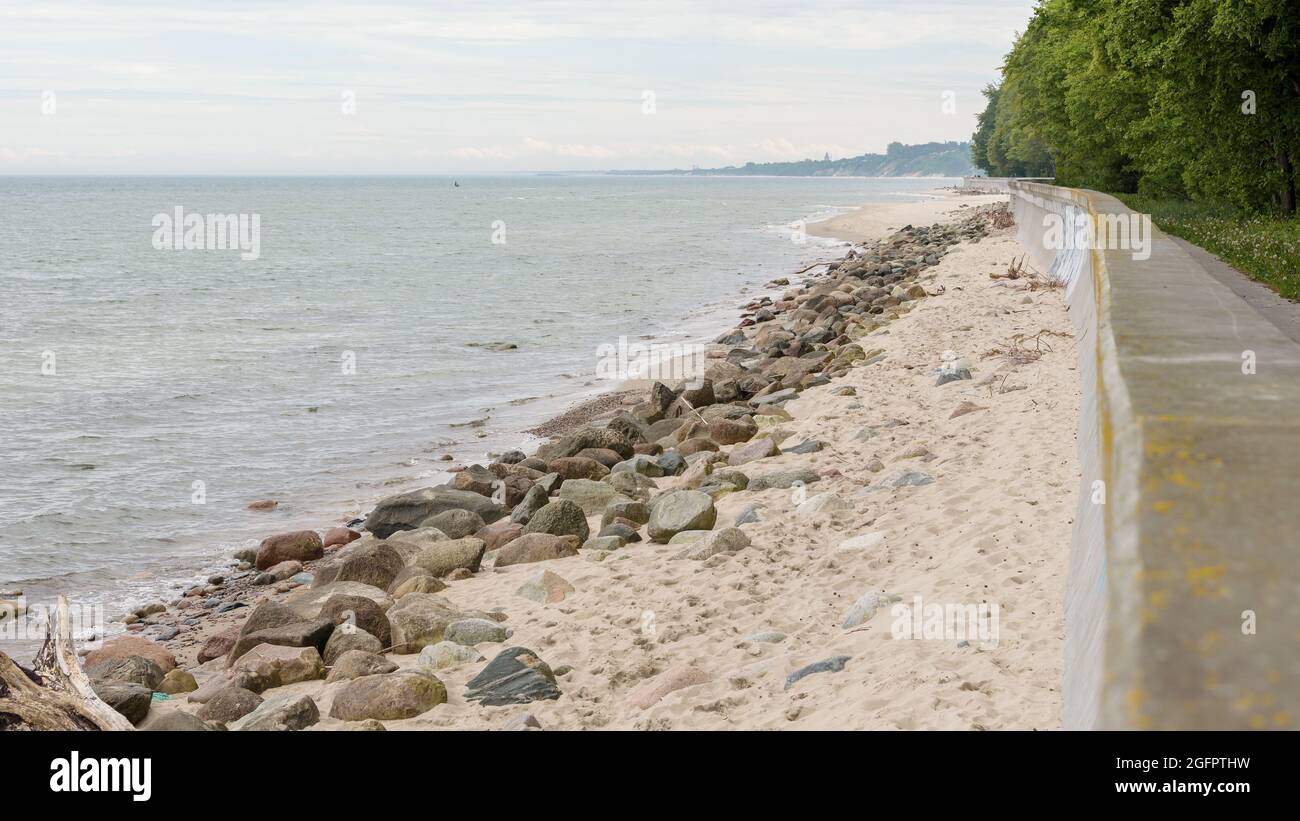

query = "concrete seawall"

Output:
[[1011, 182, 1300, 730], [962, 176, 1053, 193]]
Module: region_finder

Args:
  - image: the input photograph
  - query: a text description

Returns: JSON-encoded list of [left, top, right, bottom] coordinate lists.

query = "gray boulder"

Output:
[[365, 487, 506, 538], [86, 655, 164, 690], [386, 593, 464, 653], [329, 671, 447, 721], [410, 537, 486, 578], [419, 508, 486, 540], [196, 686, 263, 723], [234, 694, 320, 731], [647, 491, 717, 542], [326, 649, 399, 683], [91, 681, 151, 725], [521, 500, 589, 543]]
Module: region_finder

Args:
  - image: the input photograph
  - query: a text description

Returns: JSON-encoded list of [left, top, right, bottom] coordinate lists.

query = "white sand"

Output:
[[157, 193, 1080, 730]]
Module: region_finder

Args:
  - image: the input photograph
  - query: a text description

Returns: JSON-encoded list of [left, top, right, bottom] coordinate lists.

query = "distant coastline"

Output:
[[609, 140, 977, 178]]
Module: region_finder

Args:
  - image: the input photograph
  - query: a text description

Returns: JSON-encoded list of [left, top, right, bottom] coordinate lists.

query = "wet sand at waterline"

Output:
[[130, 193, 1079, 730]]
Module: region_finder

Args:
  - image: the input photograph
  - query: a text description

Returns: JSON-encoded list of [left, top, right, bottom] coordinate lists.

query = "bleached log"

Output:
[[0, 595, 135, 731]]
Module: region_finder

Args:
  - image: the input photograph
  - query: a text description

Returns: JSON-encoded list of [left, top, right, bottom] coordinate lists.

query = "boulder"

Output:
[[196, 686, 263, 723], [451, 464, 498, 496], [365, 487, 506, 538], [233, 694, 320, 731], [386, 593, 464, 653], [325, 649, 398, 683], [444, 618, 509, 646], [410, 537, 486, 578], [601, 498, 649, 526], [548, 456, 609, 481], [417, 641, 485, 671], [256, 559, 303, 585], [647, 491, 717, 542], [510, 484, 550, 525], [329, 671, 448, 721], [420, 509, 486, 540], [680, 527, 750, 560], [187, 670, 261, 702], [556, 479, 620, 516], [604, 470, 656, 500], [318, 593, 392, 647], [598, 522, 641, 543], [464, 647, 561, 706], [284, 581, 392, 620], [537, 428, 633, 461], [197, 629, 239, 664], [534, 472, 562, 494], [611, 455, 665, 478], [521, 500, 589, 543], [387, 567, 448, 599], [238, 600, 303, 637], [157, 668, 198, 695], [323, 626, 383, 664], [575, 447, 623, 468], [86, 655, 164, 690], [229, 619, 333, 663], [329, 541, 405, 590], [91, 681, 151, 725], [83, 635, 176, 674], [381, 528, 450, 563], [255, 530, 323, 570], [727, 437, 779, 466], [493, 533, 581, 568], [677, 437, 720, 456], [475, 520, 523, 551], [582, 535, 625, 551], [643, 418, 685, 441], [708, 417, 758, 445], [232, 644, 326, 689], [323, 527, 361, 549], [748, 468, 821, 491]]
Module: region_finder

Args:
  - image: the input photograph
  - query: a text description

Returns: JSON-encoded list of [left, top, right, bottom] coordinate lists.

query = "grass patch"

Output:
[[1113, 194, 1300, 301]]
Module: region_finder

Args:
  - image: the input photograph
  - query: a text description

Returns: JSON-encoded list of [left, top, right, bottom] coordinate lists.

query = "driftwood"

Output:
[[0, 596, 135, 731]]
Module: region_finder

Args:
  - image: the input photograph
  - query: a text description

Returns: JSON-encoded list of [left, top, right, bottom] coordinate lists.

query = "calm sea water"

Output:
[[0, 175, 951, 638]]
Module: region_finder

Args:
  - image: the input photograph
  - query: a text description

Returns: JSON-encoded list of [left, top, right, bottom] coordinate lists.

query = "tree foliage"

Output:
[[971, 0, 1299, 214]]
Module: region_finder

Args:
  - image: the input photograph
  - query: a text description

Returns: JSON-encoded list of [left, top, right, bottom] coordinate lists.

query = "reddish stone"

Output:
[[248, 500, 278, 511], [84, 635, 177, 673], [255, 530, 323, 570], [197, 628, 240, 664], [475, 520, 524, 552], [323, 527, 361, 549], [547, 456, 608, 481]]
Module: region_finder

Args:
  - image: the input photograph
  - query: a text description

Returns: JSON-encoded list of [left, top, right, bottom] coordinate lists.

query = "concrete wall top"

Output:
[[1011, 181, 1300, 730]]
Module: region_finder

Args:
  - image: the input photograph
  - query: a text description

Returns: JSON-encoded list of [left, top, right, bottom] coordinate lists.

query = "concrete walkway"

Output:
[[1171, 235, 1300, 343]]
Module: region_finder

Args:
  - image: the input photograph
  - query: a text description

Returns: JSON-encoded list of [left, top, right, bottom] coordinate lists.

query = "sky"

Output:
[[0, 1, 1036, 174]]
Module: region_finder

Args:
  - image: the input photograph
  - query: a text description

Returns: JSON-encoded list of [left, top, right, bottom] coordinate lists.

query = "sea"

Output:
[[0, 174, 954, 654]]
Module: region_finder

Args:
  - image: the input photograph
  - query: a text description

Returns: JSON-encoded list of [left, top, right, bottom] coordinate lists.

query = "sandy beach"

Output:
[[809, 190, 1009, 242], [62, 191, 1080, 731]]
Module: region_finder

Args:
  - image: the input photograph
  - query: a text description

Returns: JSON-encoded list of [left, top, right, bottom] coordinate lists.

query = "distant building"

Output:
[[824, 152, 831, 162]]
